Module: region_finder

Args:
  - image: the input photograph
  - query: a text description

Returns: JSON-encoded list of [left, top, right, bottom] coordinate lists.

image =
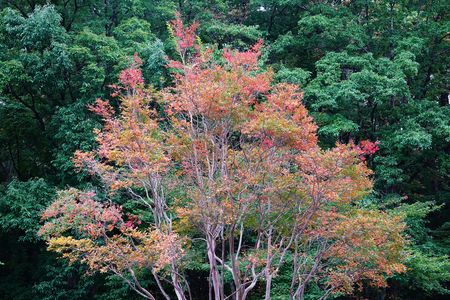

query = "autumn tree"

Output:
[[38, 52, 187, 300], [164, 14, 406, 300], [39, 14, 407, 300], [38, 188, 183, 300]]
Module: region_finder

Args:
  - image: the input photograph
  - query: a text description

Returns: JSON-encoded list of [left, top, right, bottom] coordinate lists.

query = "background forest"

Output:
[[0, 0, 448, 299]]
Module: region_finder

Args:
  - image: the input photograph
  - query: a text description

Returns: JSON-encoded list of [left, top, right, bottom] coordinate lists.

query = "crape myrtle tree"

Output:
[[39, 15, 407, 300]]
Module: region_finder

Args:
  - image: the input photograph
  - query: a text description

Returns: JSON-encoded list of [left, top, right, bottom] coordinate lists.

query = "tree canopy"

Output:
[[0, 1, 448, 300]]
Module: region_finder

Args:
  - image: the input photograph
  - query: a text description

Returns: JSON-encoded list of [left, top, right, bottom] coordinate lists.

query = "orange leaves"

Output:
[[38, 188, 123, 240], [86, 228, 183, 273], [315, 209, 407, 292], [242, 83, 318, 151], [163, 31, 272, 124], [39, 14, 407, 299], [160, 21, 401, 297], [88, 98, 115, 120], [40, 188, 184, 275], [75, 73, 170, 193], [295, 143, 373, 205], [164, 64, 271, 122]]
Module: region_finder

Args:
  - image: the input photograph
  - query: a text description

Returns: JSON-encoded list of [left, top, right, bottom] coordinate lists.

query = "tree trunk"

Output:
[[207, 232, 222, 299], [264, 274, 272, 300]]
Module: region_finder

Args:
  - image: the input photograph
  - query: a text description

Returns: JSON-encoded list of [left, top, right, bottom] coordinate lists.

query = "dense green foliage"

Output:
[[0, 1, 448, 299]]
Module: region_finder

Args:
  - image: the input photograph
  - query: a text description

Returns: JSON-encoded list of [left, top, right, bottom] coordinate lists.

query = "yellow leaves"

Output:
[[46, 229, 183, 275], [47, 236, 93, 252], [40, 187, 186, 276], [174, 206, 198, 234], [38, 27, 409, 299], [102, 229, 183, 273], [47, 236, 93, 264]]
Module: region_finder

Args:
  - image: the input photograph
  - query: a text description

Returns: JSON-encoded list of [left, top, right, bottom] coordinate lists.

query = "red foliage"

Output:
[[359, 139, 380, 155], [223, 39, 263, 70], [39, 14, 406, 300], [38, 189, 123, 240], [352, 139, 380, 161], [169, 12, 199, 51], [118, 53, 144, 89], [87, 99, 114, 120]]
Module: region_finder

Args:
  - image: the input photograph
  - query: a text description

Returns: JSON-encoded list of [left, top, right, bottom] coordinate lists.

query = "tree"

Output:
[[39, 15, 407, 300], [38, 188, 183, 300], [40, 52, 187, 300], [265, 2, 450, 296]]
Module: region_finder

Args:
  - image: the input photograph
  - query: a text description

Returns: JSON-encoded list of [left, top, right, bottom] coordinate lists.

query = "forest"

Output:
[[0, 1, 448, 299]]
